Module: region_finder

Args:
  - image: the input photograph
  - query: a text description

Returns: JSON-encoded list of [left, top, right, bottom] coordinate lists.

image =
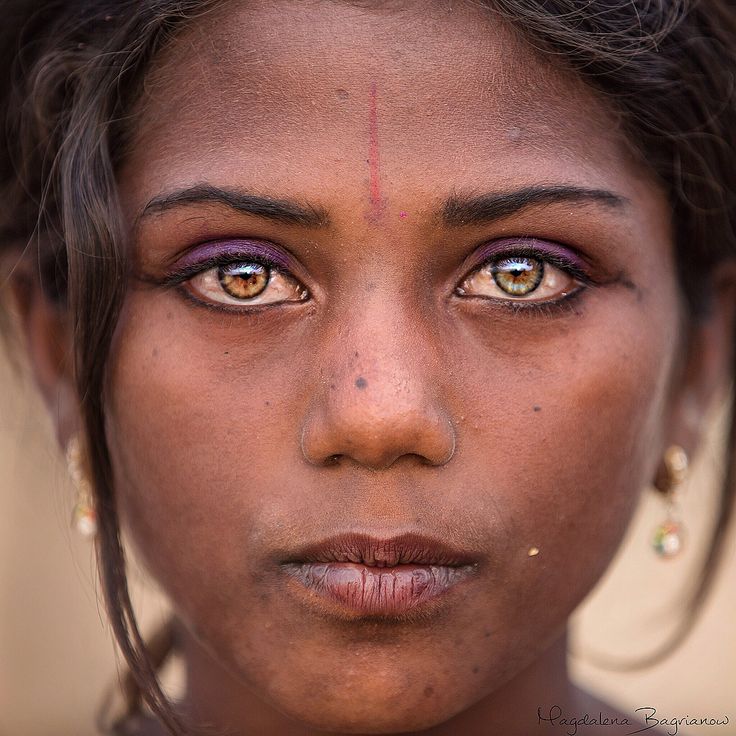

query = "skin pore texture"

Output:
[[23, 0, 736, 734]]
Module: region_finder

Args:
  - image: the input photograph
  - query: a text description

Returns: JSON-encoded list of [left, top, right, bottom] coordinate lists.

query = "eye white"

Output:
[[458, 257, 578, 302], [187, 263, 308, 307]]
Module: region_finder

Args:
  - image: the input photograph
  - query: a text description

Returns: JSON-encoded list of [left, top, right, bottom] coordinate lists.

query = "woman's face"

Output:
[[108, 0, 686, 730]]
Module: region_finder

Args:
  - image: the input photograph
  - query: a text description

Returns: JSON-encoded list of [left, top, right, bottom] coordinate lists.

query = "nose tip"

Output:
[[300, 390, 457, 471]]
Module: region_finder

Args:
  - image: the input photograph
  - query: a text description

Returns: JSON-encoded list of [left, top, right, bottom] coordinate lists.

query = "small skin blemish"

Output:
[[472, 666, 480, 674], [484, 630, 491, 638], [423, 686, 434, 698], [533, 405, 541, 412], [355, 376, 368, 389]]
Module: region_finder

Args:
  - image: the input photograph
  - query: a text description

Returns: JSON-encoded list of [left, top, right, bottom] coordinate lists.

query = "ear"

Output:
[[659, 260, 736, 484], [9, 260, 79, 449]]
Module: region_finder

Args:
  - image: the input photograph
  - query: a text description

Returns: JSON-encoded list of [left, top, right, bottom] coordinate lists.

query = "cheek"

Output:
[[105, 296, 312, 612], [445, 289, 679, 641]]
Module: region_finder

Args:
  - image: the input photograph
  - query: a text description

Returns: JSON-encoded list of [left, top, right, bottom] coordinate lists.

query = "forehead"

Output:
[[123, 0, 642, 209]]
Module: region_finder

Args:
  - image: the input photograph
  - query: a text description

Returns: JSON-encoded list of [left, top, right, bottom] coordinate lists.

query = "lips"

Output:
[[280, 532, 479, 617]]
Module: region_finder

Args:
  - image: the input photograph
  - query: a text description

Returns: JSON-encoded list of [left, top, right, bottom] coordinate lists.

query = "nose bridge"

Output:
[[300, 288, 455, 470]]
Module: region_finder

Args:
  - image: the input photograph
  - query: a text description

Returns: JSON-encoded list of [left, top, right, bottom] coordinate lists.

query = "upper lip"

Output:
[[281, 532, 479, 568]]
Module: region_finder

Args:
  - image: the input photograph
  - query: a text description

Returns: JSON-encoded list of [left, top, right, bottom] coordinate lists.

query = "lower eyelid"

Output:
[[453, 282, 588, 315], [175, 283, 309, 315]]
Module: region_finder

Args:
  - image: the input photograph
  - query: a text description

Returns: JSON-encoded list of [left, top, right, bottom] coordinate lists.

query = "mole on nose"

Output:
[[355, 376, 368, 390]]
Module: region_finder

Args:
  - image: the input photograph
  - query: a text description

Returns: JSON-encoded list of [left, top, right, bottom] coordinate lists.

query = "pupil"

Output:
[[218, 263, 270, 299], [492, 257, 543, 296]]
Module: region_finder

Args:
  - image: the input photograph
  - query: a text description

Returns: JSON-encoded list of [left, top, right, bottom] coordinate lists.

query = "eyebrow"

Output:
[[137, 183, 627, 231], [138, 184, 331, 228], [442, 185, 628, 227]]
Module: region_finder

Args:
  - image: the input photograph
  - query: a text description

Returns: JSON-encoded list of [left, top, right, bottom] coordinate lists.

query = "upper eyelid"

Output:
[[472, 237, 586, 263], [462, 240, 592, 283], [167, 238, 297, 276]]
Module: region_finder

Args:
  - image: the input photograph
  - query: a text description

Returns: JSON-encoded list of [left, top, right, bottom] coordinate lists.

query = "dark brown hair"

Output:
[[1, 1, 735, 734]]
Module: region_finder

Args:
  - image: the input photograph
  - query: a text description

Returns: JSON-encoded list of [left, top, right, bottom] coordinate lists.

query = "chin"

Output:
[[258, 670, 472, 735], [274, 700, 456, 735]]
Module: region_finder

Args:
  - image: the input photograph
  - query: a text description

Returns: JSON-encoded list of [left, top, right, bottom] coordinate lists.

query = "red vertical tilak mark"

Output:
[[367, 81, 382, 220]]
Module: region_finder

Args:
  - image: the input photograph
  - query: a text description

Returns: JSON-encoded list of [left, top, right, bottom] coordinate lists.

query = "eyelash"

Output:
[[162, 254, 286, 286], [161, 243, 592, 316], [456, 242, 592, 317]]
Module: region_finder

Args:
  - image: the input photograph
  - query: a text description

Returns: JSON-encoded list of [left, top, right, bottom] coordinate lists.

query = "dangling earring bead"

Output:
[[652, 444, 688, 558], [66, 433, 98, 538]]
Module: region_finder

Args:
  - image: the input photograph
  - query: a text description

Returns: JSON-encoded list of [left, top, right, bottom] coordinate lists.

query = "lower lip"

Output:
[[281, 562, 476, 617]]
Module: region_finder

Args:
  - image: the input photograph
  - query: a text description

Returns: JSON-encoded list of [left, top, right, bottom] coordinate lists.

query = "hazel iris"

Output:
[[219, 263, 270, 299], [492, 257, 544, 296]]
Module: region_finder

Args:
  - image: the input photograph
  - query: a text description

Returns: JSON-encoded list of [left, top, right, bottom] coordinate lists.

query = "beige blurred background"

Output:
[[1, 337, 734, 736]]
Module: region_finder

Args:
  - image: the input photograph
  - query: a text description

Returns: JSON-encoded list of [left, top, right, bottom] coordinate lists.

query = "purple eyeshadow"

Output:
[[472, 237, 588, 273], [174, 239, 294, 272]]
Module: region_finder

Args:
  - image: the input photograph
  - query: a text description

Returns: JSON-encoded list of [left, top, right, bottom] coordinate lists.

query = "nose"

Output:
[[300, 299, 456, 471]]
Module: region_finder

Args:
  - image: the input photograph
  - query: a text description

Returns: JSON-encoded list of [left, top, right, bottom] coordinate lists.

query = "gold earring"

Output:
[[66, 433, 98, 538], [651, 444, 688, 558]]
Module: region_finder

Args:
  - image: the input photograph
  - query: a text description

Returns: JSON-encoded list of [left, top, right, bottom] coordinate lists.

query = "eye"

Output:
[[456, 250, 583, 303], [186, 261, 308, 307]]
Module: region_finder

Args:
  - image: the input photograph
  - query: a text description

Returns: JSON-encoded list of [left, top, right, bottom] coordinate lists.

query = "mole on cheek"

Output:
[[423, 686, 434, 697], [355, 376, 368, 390]]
